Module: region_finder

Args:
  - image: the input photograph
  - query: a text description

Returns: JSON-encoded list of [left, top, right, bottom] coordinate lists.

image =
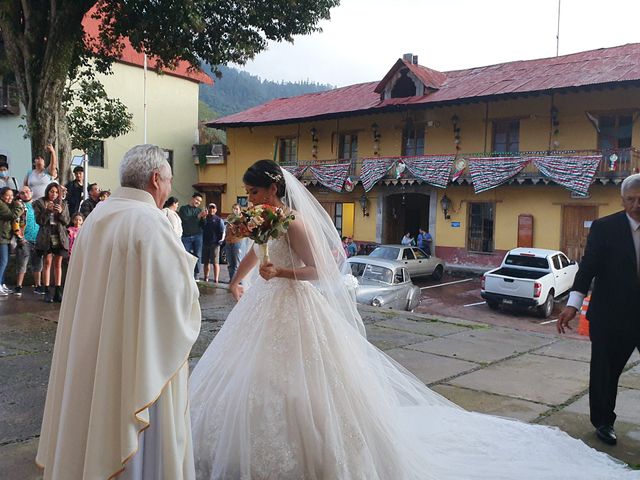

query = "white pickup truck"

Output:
[[480, 248, 579, 318]]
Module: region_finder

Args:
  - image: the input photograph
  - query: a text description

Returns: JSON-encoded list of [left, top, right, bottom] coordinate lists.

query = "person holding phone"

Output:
[[33, 182, 69, 303]]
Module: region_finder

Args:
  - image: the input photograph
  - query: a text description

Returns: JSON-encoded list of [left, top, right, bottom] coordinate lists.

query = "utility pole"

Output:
[[556, 0, 562, 57]]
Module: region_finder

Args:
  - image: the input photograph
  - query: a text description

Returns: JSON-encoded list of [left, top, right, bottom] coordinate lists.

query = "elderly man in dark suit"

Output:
[[558, 173, 640, 446]]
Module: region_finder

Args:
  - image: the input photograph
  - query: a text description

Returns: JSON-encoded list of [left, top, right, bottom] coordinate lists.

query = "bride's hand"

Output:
[[259, 262, 279, 281], [230, 282, 244, 301]]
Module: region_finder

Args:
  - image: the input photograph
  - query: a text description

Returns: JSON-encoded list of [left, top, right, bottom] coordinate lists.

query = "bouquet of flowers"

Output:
[[226, 204, 295, 263]]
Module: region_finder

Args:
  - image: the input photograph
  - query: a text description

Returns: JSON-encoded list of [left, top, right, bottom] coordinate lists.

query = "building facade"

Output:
[[203, 45, 640, 270]]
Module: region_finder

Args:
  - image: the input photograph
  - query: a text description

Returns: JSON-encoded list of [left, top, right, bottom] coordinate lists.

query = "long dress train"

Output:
[[189, 237, 639, 480]]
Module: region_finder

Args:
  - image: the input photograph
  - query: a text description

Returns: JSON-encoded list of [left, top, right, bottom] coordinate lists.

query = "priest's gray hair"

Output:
[[120, 144, 170, 190], [621, 173, 640, 195]]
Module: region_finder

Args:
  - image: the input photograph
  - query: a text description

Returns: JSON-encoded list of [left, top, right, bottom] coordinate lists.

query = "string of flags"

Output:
[[282, 154, 603, 195]]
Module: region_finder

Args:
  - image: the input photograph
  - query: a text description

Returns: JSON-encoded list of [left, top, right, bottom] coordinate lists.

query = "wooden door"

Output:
[[562, 206, 597, 262], [517, 214, 534, 248]]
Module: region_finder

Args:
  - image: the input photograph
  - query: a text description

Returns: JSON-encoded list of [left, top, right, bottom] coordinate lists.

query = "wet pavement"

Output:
[[1, 276, 639, 479]]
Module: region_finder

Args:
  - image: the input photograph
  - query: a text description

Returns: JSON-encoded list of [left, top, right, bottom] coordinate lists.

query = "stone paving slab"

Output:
[[449, 353, 590, 405], [385, 347, 477, 384], [374, 317, 469, 337], [432, 384, 550, 422], [0, 438, 42, 480], [365, 325, 432, 351], [563, 388, 640, 424], [539, 410, 640, 466], [409, 327, 555, 364], [532, 337, 592, 362], [620, 363, 640, 389]]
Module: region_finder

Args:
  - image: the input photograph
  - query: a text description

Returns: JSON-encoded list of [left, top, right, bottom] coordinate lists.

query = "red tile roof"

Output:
[[374, 59, 447, 93], [209, 43, 640, 127], [83, 13, 212, 85]]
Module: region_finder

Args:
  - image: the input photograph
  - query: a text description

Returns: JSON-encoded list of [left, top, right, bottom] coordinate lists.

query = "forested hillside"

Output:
[[199, 64, 334, 119]]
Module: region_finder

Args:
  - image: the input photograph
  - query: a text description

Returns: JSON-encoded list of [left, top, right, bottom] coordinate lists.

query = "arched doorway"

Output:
[[382, 192, 430, 244]]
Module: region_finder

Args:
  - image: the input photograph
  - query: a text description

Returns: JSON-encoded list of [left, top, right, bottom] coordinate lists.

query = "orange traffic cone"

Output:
[[577, 295, 591, 336]]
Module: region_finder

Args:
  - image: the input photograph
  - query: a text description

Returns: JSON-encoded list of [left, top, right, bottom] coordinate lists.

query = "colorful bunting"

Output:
[[281, 165, 308, 178], [403, 156, 455, 188], [309, 163, 351, 192], [360, 158, 394, 192], [532, 155, 601, 195], [450, 158, 467, 182], [468, 156, 531, 193]]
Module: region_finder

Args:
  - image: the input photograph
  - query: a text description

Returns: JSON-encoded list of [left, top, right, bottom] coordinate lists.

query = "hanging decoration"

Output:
[[360, 157, 394, 192], [372, 123, 381, 156], [608, 153, 618, 172], [281, 165, 308, 179], [451, 114, 461, 151], [550, 106, 560, 149], [468, 156, 532, 193], [310, 127, 319, 159], [395, 160, 406, 179], [344, 176, 355, 192], [403, 155, 455, 188], [450, 158, 467, 182], [531, 155, 601, 196], [309, 163, 351, 192]]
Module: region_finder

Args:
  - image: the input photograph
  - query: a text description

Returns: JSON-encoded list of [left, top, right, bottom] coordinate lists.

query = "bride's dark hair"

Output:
[[243, 159, 286, 197]]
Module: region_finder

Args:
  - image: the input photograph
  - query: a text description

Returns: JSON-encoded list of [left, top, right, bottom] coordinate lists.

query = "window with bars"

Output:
[[339, 133, 358, 159], [468, 202, 494, 253], [163, 149, 174, 172], [492, 120, 520, 153], [401, 126, 425, 156], [278, 137, 298, 164], [598, 114, 632, 151], [88, 141, 105, 168]]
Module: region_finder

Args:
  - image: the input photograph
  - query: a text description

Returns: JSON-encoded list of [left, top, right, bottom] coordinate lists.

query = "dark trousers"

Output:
[[589, 325, 640, 428], [181, 234, 203, 278]]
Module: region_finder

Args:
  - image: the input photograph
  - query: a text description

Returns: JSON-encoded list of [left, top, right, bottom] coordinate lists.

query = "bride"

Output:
[[189, 160, 638, 479]]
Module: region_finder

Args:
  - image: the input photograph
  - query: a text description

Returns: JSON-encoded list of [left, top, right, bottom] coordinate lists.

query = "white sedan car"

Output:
[[368, 244, 445, 280]]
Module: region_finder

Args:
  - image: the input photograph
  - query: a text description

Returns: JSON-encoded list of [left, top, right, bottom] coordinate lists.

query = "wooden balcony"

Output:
[[282, 148, 640, 188]]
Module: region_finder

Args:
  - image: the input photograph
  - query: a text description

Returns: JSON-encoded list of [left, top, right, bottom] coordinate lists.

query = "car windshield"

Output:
[[369, 247, 400, 260], [361, 264, 394, 284]]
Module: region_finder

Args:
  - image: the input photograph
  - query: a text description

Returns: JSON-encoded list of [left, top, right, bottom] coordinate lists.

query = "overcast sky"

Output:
[[237, 0, 640, 87]]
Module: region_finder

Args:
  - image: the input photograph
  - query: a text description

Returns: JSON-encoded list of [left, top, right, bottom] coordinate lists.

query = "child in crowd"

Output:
[[67, 213, 84, 257]]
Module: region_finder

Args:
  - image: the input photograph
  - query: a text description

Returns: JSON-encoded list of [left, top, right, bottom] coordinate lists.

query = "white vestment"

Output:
[[36, 187, 201, 480]]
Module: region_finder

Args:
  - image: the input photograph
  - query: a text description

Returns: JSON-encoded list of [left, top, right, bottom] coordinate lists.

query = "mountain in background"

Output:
[[199, 64, 334, 120]]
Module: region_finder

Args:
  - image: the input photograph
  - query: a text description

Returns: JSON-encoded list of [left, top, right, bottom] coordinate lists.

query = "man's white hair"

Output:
[[119, 144, 170, 190], [621, 173, 640, 196]]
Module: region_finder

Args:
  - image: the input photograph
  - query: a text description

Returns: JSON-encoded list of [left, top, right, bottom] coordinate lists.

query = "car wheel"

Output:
[[537, 292, 554, 318], [431, 265, 444, 281], [486, 300, 499, 310]]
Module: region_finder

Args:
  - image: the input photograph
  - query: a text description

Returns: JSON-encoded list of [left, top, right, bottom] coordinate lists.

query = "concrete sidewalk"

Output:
[[1, 284, 638, 479]]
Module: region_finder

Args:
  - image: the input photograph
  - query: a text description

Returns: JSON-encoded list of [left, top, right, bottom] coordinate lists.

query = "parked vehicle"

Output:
[[369, 244, 445, 280], [343, 256, 421, 311], [480, 248, 579, 318]]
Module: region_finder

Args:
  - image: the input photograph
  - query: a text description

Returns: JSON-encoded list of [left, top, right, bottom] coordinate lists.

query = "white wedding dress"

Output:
[[189, 236, 639, 480]]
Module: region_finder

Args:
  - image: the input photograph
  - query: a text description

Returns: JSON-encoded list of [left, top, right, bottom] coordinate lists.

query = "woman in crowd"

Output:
[[162, 196, 183, 238], [0, 161, 20, 192], [0, 187, 24, 295], [33, 183, 69, 303], [67, 212, 84, 257]]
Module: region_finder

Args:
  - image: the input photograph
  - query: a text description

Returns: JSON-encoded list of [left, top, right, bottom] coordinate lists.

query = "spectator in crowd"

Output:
[[0, 187, 24, 295], [24, 144, 58, 200], [342, 236, 349, 256], [65, 166, 84, 215], [67, 213, 84, 256], [99, 190, 111, 202], [179, 192, 206, 279], [417, 227, 433, 255], [163, 196, 183, 238], [13, 186, 44, 296], [201, 203, 225, 283], [80, 183, 100, 218], [224, 203, 243, 282], [34, 183, 70, 303], [401, 232, 415, 246], [346, 237, 357, 257], [0, 161, 20, 192]]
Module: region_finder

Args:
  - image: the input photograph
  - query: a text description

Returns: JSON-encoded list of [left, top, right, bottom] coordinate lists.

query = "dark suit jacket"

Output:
[[572, 211, 640, 332]]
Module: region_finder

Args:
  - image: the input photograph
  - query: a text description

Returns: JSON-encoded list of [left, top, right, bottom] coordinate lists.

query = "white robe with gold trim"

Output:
[[36, 187, 201, 479]]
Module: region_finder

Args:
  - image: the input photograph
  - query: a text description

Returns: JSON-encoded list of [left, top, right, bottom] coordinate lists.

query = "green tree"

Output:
[[0, 0, 339, 174]]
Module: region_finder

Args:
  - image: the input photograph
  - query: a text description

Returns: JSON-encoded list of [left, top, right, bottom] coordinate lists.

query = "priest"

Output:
[[36, 145, 201, 479]]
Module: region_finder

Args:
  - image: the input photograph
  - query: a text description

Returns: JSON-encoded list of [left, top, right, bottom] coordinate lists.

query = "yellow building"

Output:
[[203, 45, 640, 270]]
